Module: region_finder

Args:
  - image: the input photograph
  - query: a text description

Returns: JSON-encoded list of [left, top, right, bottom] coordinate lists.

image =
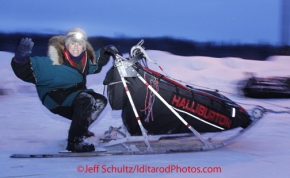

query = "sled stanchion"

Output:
[[136, 73, 212, 148], [115, 58, 152, 151]]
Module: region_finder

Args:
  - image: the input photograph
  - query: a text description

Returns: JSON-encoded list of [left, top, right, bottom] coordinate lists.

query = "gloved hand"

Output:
[[98, 47, 111, 67], [104, 45, 121, 56], [14, 38, 34, 63]]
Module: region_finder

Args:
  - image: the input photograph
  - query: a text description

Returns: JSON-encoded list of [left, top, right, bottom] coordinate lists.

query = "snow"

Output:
[[1, 50, 290, 177]]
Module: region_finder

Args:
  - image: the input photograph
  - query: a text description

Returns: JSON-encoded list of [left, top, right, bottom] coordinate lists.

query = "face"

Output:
[[67, 42, 84, 57]]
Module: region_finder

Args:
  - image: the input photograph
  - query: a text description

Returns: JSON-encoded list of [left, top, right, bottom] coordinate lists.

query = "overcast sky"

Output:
[[0, 0, 281, 45]]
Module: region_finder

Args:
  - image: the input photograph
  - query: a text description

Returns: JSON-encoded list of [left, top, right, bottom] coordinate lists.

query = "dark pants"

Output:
[[68, 92, 107, 141]]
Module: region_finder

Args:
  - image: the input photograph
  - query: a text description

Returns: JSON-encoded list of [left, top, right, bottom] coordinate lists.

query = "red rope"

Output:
[[140, 73, 159, 122]]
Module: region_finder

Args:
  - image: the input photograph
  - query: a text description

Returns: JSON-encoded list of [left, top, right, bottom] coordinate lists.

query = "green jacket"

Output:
[[11, 48, 109, 111]]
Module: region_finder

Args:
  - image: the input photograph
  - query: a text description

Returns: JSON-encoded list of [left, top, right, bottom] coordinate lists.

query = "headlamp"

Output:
[[75, 33, 83, 40], [66, 32, 85, 42]]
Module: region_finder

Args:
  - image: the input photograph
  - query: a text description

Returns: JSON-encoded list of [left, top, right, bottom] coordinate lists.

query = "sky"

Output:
[[0, 0, 282, 45]]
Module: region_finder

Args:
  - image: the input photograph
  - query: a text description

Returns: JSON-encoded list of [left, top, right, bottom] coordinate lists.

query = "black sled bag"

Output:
[[104, 64, 252, 136]]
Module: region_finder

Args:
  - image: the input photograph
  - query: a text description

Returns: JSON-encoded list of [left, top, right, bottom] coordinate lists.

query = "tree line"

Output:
[[0, 32, 289, 60]]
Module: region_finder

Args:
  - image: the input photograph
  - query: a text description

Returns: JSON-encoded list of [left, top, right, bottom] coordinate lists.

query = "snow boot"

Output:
[[66, 137, 95, 152]]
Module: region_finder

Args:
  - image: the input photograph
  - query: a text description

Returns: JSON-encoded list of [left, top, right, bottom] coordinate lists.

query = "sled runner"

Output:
[[12, 40, 282, 158], [10, 108, 263, 158]]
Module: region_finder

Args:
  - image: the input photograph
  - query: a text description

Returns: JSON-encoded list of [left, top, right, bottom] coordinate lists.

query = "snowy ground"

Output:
[[1, 50, 290, 178]]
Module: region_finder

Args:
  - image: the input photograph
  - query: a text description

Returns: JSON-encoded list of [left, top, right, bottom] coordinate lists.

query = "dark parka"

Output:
[[11, 36, 110, 119]]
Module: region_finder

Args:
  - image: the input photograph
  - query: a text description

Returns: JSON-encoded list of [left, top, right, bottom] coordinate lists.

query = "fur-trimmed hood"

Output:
[[47, 36, 96, 65]]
